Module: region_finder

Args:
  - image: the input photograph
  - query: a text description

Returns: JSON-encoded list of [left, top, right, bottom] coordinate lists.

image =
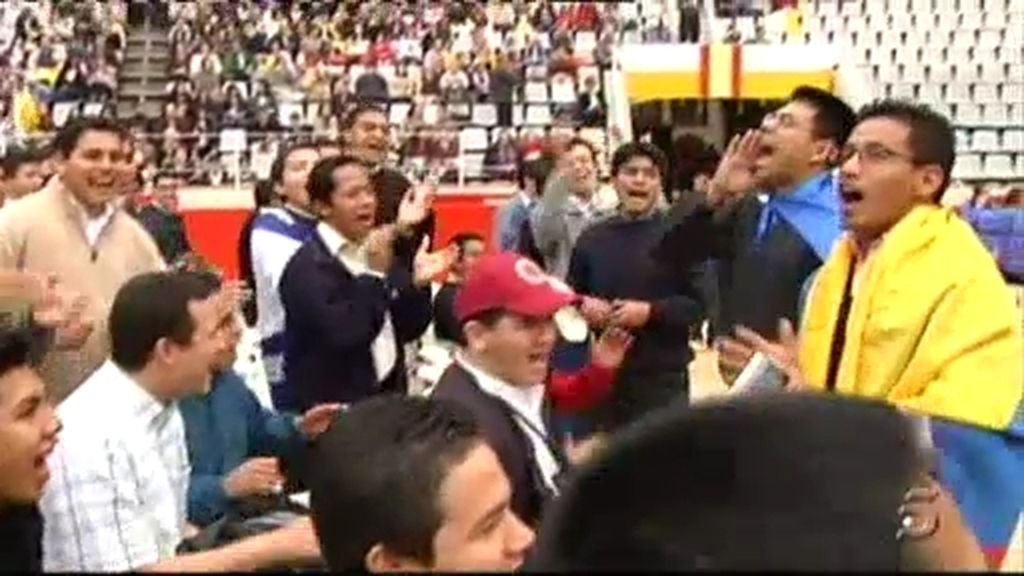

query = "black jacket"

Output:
[[432, 363, 565, 527], [279, 233, 432, 412], [655, 194, 822, 340]]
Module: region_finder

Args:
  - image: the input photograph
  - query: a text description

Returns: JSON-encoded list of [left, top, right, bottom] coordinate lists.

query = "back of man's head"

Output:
[[531, 393, 922, 571], [309, 395, 484, 571]]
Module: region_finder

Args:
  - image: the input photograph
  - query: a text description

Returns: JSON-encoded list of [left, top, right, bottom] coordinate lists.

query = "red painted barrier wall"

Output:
[[178, 185, 515, 280]]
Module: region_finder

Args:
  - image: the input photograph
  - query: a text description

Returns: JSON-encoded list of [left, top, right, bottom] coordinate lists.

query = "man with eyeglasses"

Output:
[[654, 86, 855, 383], [731, 100, 1023, 569]]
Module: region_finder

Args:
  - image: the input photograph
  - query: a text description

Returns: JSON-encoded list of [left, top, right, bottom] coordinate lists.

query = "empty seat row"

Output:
[[952, 152, 1024, 180], [880, 81, 1024, 107], [812, 11, 1024, 34], [872, 63, 1019, 84], [823, 0, 1024, 16], [840, 28, 1019, 50], [955, 129, 1024, 153]]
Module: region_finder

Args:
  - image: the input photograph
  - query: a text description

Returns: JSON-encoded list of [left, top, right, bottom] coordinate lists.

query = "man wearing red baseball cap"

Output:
[[431, 253, 630, 528]]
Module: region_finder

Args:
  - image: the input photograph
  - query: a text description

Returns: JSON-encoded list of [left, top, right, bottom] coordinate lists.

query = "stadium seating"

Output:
[[803, 0, 1024, 183]]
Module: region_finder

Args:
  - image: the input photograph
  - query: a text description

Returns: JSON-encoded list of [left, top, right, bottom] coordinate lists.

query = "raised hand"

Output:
[[365, 225, 397, 274], [708, 129, 762, 206], [298, 403, 343, 440], [53, 295, 94, 350], [31, 274, 67, 329], [412, 236, 456, 287], [396, 183, 435, 235], [591, 326, 634, 370]]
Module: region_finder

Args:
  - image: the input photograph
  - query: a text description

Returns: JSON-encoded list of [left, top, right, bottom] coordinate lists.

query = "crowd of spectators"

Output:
[[0, 0, 693, 187], [0, 1, 126, 137], [128, 0, 635, 185]]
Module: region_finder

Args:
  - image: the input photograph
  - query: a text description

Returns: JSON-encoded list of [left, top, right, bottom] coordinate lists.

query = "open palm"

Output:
[[413, 238, 456, 287]]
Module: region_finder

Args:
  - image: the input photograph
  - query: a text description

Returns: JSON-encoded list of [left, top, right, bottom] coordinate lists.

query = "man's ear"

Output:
[[364, 543, 430, 573], [916, 165, 946, 204], [812, 140, 839, 168], [462, 320, 488, 354], [153, 336, 175, 367]]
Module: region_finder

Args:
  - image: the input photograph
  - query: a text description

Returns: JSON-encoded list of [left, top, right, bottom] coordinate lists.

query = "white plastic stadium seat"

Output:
[[983, 154, 1015, 179], [919, 83, 943, 106], [946, 82, 972, 104], [524, 81, 549, 103], [1003, 84, 1024, 106], [983, 104, 1010, 127], [458, 127, 489, 152], [524, 104, 552, 125], [1010, 104, 1024, 127], [928, 63, 952, 83], [971, 130, 999, 152], [955, 129, 972, 153], [973, 83, 1000, 105], [979, 30, 1003, 50], [952, 153, 982, 180], [1003, 130, 1024, 152], [471, 104, 498, 126], [956, 102, 982, 125], [889, 82, 916, 100], [1016, 154, 1024, 177]]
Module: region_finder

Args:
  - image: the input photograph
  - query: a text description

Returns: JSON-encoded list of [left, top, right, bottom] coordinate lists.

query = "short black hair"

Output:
[[855, 99, 956, 200], [51, 117, 128, 158], [564, 137, 598, 162], [109, 271, 222, 372], [252, 179, 276, 208], [532, 393, 922, 571], [306, 154, 367, 207], [789, 86, 856, 149], [268, 142, 319, 186], [0, 326, 32, 383], [309, 395, 483, 571], [0, 146, 43, 179], [610, 141, 669, 180], [342, 102, 387, 131], [448, 232, 485, 253], [517, 154, 555, 191]]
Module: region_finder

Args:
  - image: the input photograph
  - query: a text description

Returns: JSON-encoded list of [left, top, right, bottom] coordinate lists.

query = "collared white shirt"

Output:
[[41, 361, 190, 572], [317, 222, 397, 382], [67, 193, 116, 248], [455, 353, 562, 494]]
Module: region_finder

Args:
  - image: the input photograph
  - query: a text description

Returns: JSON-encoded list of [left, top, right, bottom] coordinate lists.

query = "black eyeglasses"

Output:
[[840, 142, 917, 166]]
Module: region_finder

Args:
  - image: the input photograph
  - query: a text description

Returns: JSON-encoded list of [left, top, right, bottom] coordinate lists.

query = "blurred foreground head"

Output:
[[530, 393, 985, 572]]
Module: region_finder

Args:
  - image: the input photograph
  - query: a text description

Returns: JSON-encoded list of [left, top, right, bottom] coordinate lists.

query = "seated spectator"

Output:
[[0, 325, 61, 571], [352, 60, 387, 103], [179, 271, 340, 527], [40, 271, 321, 571], [133, 175, 193, 265], [530, 393, 988, 571], [0, 146, 46, 206], [310, 395, 535, 571], [432, 232, 486, 346]]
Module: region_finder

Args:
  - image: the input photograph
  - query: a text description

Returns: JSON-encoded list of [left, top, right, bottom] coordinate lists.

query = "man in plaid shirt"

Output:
[[40, 271, 321, 571]]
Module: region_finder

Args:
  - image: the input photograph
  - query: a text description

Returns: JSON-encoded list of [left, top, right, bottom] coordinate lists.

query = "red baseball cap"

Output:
[[455, 253, 578, 323]]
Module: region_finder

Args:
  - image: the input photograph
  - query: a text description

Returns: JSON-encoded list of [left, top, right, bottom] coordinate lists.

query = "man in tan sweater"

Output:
[[0, 118, 165, 402]]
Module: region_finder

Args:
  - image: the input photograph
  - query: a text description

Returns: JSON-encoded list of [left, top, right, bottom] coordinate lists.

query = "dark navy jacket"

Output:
[[278, 233, 432, 412]]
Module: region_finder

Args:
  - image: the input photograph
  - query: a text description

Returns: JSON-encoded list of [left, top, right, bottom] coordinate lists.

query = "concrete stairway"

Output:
[[116, 18, 171, 120]]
